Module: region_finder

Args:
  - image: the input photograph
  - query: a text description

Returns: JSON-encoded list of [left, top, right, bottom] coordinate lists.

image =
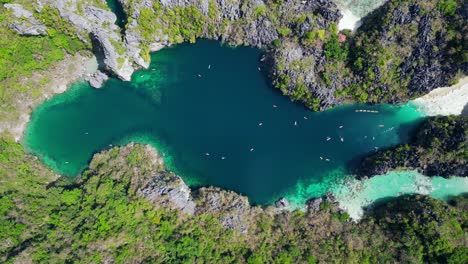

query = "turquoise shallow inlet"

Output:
[[24, 40, 428, 204]]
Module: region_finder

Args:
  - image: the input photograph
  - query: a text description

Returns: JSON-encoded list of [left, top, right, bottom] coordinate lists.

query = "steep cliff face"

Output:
[[32, 0, 135, 81], [5, 0, 466, 105], [117, 0, 343, 110], [88, 143, 263, 233], [359, 116, 468, 178], [347, 0, 467, 104], [113, 0, 467, 110]]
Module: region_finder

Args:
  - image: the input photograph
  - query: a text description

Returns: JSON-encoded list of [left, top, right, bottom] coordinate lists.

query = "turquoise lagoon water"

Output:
[[24, 40, 465, 207]]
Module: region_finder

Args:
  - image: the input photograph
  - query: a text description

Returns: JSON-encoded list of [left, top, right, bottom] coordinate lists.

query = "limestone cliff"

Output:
[[5, 0, 466, 108], [358, 116, 468, 178], [37, 0, 134, 80]]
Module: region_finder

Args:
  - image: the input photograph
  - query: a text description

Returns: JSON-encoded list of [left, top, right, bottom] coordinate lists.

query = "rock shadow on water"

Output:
[[89, 32, 109, 73], [344, 114, 426, 176], [462, 102, 468, 116], [364, 195, 412, 212], [446, 193, 468, 206], [396, 117, 425, 142]]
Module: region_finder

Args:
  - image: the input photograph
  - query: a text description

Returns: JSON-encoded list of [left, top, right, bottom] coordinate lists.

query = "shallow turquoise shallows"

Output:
[[24, 40, 426, 204]]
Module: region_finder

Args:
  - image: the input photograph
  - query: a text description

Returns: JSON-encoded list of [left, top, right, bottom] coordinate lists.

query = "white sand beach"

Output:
[[338, 9, 361, 31], [412, 77, 468, 116]]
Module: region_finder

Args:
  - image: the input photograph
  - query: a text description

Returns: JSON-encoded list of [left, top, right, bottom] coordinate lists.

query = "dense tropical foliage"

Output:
[[1, 136, 467, 263]]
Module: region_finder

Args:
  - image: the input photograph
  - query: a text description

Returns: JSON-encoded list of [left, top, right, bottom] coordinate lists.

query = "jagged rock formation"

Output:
[[117, 0, 344, 110], [3, 135, 466, 263], [38, 0, 134, 81], [13, 0, 465, 110], [88, 143, 264, 233], [347, 0, 467, 104], [112, 0, 467, 110], [87, 70, 109, 88], [275, 197, 289, 208], [4, 4, 48, 35], [307, 197, 323, 212], [140, 171, 196, 215], [359, 116, 468, 178], [194, 187, 262, 233]]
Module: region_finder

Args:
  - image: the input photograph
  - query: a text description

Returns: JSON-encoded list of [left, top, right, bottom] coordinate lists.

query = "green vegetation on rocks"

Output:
[[1, 135, 467, 263], [118, 0, 467, 111], [0, 3, 88, 125], [343, 0, 467, 104], [359, 115, 468, 178]]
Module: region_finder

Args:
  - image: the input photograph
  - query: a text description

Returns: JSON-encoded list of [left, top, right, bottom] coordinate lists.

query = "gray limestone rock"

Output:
[[275, 197, 290, 208], [88, 70, 109, 88], [5, 4, 48, 36], [139, 172, 196, 215], [307, 197, 323, 212], [46, 0, 135, 81], [195, 187, 253, 233]]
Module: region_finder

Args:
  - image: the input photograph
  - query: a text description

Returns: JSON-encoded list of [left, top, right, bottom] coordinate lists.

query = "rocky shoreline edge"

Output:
[[87, 142, 359, 231], [1, 0, 466, 227]]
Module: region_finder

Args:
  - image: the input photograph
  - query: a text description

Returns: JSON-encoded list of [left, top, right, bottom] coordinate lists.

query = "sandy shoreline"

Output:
[[338, 9, 361, 31], [0, 54, 97, 142], [412, 77, 468, 116]]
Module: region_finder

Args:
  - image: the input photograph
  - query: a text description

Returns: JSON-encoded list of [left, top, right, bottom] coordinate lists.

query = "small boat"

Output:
[[339, 125, 343, 128], [221, 157, 226, 160], [303, 116, 308, 120], [320, 156, 323, 160], [198, 74, 202, 78], [259, 122, 263, 126], [250, 148, 254, 152], [151, 68, 156, 71], [84, 132, 89, 135], [372, 136, 375, 140], [65, 161, 69, 164], [273, 104, 277, 108], [378, 124, 385, 127], [326, 137, 331, 141], [294, 121, 298, 126], [205, 153, 210, 156], [325, 158, 330, 162], [208, 65, 211, 69], [258, 67, 261, 71], [340, 137, 344, 142], [109, 144, 113, 147]]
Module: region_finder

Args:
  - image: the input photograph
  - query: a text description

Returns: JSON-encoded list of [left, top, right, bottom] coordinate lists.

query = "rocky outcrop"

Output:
[[87, 70, 109, 88], [117, 0, 343, 110], [38, 0, 134, 81], [275, 197, 289, 209], [194, 187, 260, 233], [4, 4, 47, 36], [359, 116, 468, 178], [12, 0, 463, 112], [307, 197, 323, 212], [139, 171, 196, 215], [349, 0, 467, 104]]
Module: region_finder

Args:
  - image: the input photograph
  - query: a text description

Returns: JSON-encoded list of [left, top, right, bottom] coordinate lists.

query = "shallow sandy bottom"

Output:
[[333, 171, 468, 219]]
